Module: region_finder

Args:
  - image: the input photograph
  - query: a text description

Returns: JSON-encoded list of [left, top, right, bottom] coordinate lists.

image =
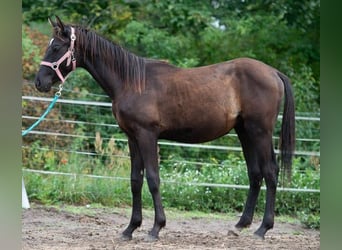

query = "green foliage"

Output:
[[144, 0, 212, 35], [22, 26, 41, 79], [117, 20, 198, 65], [23, 133, 132, 206], [299, 211, 320, 229], [288, 64, 320, 112], [22, 0, 133, 31]]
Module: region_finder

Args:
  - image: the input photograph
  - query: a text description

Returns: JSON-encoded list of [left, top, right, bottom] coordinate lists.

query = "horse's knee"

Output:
[[131, 179, 143, 194]]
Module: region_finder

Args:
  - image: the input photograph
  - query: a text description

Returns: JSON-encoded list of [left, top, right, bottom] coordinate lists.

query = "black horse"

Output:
[[34, 16, 295, 241]]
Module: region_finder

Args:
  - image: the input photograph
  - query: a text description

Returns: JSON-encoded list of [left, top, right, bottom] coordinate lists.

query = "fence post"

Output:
[[22, 177, 30, 209]]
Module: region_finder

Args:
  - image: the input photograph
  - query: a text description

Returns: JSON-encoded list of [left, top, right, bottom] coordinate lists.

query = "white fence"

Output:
[[22, 95, 320, 194]]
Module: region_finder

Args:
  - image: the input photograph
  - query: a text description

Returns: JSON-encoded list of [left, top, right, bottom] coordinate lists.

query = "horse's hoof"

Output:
[[253, 231, 265, 240], [234, 225, 244, 231], [121, 233, 132, 241], [144, 233, 159, 242]]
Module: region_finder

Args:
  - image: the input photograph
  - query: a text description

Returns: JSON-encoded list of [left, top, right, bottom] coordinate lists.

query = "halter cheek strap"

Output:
[[40, 27, 77, 83]]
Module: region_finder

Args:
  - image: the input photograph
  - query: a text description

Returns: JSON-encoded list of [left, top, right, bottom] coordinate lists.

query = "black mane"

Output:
[[74, 25, 146, 92]]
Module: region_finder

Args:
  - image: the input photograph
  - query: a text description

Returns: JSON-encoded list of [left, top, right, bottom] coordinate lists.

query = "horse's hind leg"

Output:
[[254, 142, 279, 239], [234, 123, 263, 229], [235, 119, 279, 239]]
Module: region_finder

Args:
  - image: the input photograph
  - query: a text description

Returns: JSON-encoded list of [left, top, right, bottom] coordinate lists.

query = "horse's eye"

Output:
[[52, 45, 61, 52]]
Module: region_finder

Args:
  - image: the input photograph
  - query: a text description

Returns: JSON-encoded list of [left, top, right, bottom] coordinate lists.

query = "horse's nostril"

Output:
[[35, 79, 41, 88]]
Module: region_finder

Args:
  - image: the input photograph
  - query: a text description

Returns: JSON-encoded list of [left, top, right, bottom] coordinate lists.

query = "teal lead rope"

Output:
[[22, 84, 63, 209], [22, 84, 63, 137]]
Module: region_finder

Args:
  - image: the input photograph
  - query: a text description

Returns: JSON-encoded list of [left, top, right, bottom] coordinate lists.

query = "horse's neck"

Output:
[[76, 30, 144, 99], [80, 56, 122, 100]]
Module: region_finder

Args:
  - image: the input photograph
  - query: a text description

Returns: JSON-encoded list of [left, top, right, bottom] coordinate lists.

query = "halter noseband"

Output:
[[40, 27, 76, 83]]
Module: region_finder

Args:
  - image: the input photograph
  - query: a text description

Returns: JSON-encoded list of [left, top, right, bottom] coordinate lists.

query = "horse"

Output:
[[34, 16, 295, 241]]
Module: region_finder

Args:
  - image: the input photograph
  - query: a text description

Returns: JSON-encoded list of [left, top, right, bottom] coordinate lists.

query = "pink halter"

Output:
[[40, 27, 76, 83]]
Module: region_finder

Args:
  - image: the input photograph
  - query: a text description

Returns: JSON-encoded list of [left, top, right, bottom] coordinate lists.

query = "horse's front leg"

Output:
[[137, 130, 166, 241], [122, 138, 144, 240]]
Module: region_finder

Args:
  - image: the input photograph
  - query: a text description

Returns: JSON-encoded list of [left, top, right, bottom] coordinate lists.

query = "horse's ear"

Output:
[[48, 17, 56, 28], [55, 15, 65, 32]]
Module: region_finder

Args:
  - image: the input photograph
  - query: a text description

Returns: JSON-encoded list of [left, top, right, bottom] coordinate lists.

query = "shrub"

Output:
[[22, 26, 42, 79]]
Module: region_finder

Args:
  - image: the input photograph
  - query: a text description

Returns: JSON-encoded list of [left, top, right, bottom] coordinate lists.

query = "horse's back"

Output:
[[165, 57, 285, 120], [129, 58, 285, 142]]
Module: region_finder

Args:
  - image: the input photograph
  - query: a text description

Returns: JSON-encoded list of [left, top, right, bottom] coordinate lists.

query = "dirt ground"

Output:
[[22, 204, 319, 250]]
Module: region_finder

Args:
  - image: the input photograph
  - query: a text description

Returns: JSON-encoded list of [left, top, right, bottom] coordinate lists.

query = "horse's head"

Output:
[[35, 16, 76, 92]]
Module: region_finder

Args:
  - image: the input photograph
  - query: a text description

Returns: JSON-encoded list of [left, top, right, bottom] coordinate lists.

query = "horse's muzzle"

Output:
[[35, 78, 51, 92]]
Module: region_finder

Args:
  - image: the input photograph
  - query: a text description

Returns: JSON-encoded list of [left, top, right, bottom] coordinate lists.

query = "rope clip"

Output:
[[55, 84, 64, 97]]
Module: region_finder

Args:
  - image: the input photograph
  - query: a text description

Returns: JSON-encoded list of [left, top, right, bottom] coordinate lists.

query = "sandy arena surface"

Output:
[[22, 204, 320, 249]]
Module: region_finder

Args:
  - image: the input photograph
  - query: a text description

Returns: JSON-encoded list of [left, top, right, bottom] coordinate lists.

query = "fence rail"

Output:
[[22, 129, 319, 157], [22, 95, 320, 194], [22, 96, 321, 156], [22, 96, 321, 121], [22, 168, 320, 193]]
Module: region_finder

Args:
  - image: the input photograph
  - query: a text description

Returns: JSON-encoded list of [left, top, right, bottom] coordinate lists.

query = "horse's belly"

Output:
[[159, 122, 234, 143], [158, 92, 240, 143]]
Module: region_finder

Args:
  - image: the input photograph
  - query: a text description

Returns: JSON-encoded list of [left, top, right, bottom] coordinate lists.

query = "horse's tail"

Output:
[[277, 71, 295, 185]]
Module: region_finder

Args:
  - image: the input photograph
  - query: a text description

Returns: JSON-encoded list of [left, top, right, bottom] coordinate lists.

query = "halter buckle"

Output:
[[52, 62, 58, 70]]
